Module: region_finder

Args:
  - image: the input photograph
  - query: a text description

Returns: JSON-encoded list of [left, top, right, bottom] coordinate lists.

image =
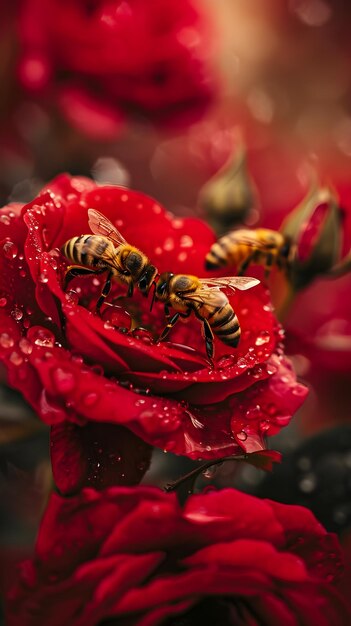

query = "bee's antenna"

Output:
[[150, 281, 157, 312]]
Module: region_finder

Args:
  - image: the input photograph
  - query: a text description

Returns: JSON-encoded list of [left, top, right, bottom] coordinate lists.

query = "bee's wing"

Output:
[[88, 209, 128, 247], [224, 232, 268, 249], [184, 288, 229, 307], [199, 276, 260, 293]]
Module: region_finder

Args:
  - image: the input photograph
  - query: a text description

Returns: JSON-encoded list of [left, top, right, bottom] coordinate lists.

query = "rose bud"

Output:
[[281, 185, 344, 290], [199, 141, 258, 234]]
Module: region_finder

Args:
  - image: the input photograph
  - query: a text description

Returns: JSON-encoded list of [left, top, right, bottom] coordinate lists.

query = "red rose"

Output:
[[17, 0, 216, 136], [0, 174, 307, 493], [6, 486, 350, 626]]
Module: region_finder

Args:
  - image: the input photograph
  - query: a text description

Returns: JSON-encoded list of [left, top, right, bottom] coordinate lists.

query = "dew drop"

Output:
[[0, 297, 7, 307], [259, 419, 270, 432], [19, 269, 27, 278], [28, 327, 55, 347], [52, 368, 76, 394], [180, 235, 193, 248], [250, 365, 263, 379], [0, 214, 11, 225], [11, 307, 23, 321], [65, 290, 79, 305], [245, 405, 262, 420], [237, 357, 247, 369], [9, 351, 23, 366], [39, 272, 49, 283], [163, 237, 175, 251], [218, 354, 236, 369], [0, 333, 14, 348], [19, 338, 33, 354], [2, 241, 18, 260], [135, 399, 146, 407], [131, 328, 153, 344], [101, 304, 131, 331], [255, 330, 271, 346], [235, 430, 247, 442]]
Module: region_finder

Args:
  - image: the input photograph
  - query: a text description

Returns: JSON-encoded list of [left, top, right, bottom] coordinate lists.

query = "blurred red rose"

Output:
[[17, 0, 216, 137], [0, 175, 307, 493], [6, 486, 350, 626]]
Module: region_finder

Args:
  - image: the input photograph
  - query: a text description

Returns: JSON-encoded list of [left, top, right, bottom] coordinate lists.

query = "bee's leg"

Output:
[[64, 266, 105, 289], [203, 319, 215, 364], [96, 270, 114, 313], [158, 310, 180, 342], [264, 252, 274, 279], [237, 252, 256, 275], [127, 283, 134, 298], [158, 307, 192, 342]]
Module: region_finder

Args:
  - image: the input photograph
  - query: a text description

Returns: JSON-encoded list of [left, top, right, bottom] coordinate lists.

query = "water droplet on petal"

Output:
[[9, 351, 23, 366], [245, 405, 262, 420], [236, 430, 247, 442], [0, 333, 14, 348], [237, 357, 247, 369], [65, 290, 79, 305], [39, 272, 49, 283], [101, 304, 131, 331], [135, 398, 146, 407], [19, 338, 33, 354], [163, 237, 175, 251], [11, 307, 23, 321], [180, 235, 193, 248], [0, 214, 11, 226], [131, 328, 153, 344], [27, 326, 55, 347], [52, 367, 75, 394], [0, 297, 7, 307], [255, 330, 271, 346], [217, 354, 236, 369], [2, 241, 18, 260]]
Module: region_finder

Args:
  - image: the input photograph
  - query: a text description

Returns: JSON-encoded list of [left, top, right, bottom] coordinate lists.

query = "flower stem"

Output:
[[164, 454, 248, 493]]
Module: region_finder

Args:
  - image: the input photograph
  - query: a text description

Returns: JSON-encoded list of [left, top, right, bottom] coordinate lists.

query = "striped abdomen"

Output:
[[200, 301, 241, 348], [205, 229, 285, 270], [61, 235, 114, 268]]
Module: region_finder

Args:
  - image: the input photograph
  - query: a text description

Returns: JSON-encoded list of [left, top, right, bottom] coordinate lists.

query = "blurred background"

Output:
[[1, 0, 351, 617]]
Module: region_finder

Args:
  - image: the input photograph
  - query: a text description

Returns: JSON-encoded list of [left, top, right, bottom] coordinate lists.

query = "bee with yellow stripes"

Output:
[[155, 273, 259, 361], [61, 209, 158, 311], [205, 228, 292, 278]]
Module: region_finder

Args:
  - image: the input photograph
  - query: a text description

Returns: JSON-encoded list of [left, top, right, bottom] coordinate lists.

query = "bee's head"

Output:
[[156, 272, 172, 301], [138, 264, 158, 296]]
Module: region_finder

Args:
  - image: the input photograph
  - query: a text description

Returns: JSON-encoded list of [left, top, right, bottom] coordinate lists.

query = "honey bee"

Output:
[[205, 228, 292, 278], [155, 273, 259, 361], [61, 209, 158, 310]]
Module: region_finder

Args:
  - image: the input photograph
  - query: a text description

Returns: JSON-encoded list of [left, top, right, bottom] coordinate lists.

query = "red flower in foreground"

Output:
[[0, 175, 307, 492], [17, 0, 215, 137], [6, 487, 349, 626]]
